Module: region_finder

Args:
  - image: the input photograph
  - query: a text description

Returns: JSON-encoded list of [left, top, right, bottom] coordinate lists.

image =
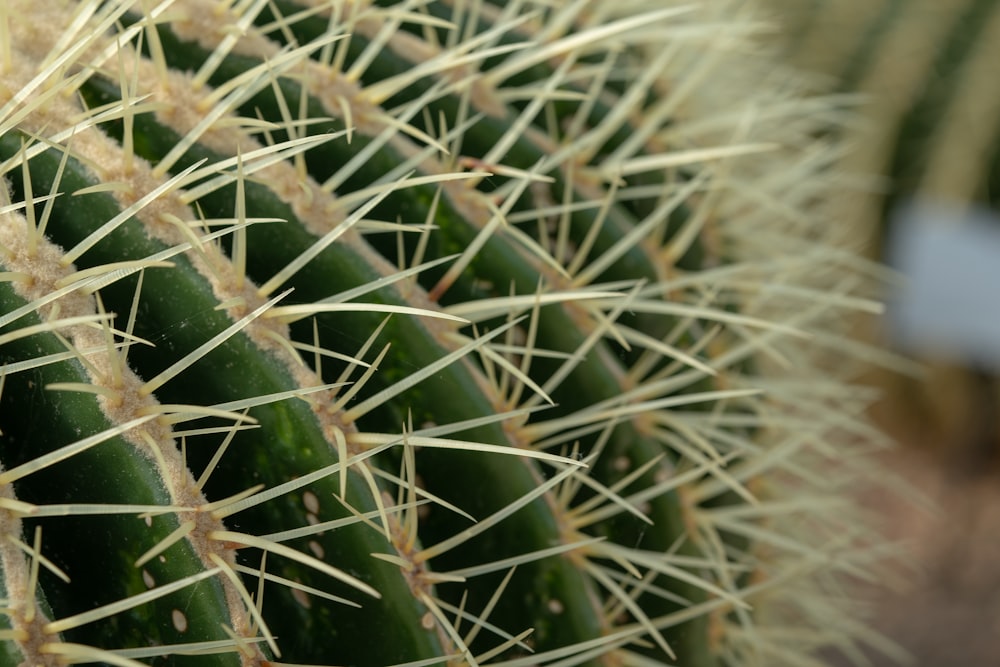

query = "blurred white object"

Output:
[[887, 200, 1000, 368]]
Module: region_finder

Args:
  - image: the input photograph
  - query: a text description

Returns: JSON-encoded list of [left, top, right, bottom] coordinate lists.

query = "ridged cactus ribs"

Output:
[[0, 1, 899, 667]]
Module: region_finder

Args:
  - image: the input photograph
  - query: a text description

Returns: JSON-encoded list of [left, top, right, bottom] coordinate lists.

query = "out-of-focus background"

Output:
[[766, 1, 1000, 665]]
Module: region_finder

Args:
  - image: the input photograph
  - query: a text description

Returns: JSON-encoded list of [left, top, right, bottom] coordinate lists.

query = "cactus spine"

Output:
[[0, 1, 896, 666]]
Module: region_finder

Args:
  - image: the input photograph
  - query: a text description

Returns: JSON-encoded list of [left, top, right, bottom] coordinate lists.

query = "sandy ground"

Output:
[[832, 440, 1000, 667]]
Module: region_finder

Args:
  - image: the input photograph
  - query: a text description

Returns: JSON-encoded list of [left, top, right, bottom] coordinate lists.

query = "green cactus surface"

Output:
[[0, 1, 899, 666]]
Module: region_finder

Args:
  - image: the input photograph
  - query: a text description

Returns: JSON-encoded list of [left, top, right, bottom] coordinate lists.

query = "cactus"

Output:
[[770, 0, 1000, 231], [768, 0, 1000, 456], [0, 1, 898, 667]]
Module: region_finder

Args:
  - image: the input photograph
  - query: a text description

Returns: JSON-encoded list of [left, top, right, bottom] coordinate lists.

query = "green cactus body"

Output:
[[0, 1, 896, 666]]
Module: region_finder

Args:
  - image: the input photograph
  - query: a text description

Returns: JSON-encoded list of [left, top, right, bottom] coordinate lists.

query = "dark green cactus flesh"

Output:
[[0, 2, 898, 667]]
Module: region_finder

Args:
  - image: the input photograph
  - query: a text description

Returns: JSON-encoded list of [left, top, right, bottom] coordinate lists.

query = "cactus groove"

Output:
[[0, 1, 897, 667]]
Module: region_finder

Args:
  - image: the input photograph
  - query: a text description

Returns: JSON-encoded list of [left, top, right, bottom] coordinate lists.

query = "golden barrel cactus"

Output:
[[0, 2, 897, 666]]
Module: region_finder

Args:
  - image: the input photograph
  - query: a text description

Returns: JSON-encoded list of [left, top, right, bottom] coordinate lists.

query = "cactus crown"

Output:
[[0, 1, 897, 667]]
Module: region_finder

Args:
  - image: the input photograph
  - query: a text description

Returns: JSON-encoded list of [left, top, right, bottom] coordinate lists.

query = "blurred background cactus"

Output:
[[764, 1, 1000, 665], [0, 1, 902, 666], [768, 0, 1000, 465]]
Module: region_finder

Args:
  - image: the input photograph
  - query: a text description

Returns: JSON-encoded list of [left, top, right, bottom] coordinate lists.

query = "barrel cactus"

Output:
[[0, 1, 896, 666], [770, 0, 1000, 250], [770, 0, 1000, 456]]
